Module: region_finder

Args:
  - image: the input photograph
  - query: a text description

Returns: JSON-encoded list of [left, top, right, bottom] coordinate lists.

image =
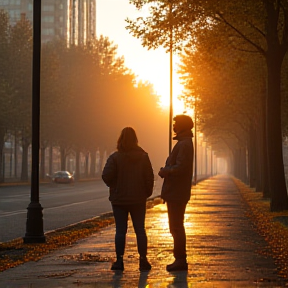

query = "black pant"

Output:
[[112, 202, 148, 258], [167, 201, 187, 260]]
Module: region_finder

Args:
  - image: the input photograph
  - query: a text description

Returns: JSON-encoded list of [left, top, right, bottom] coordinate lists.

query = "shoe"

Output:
[[139, 257, 151, 272], [111, 258, 124, 271], [166, 259, 188, 272]]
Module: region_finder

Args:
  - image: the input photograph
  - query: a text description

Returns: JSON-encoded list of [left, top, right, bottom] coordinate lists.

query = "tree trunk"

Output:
[[261, 89, 271, 198], [40, 145, 45, 180], [265, 1, 288, 211], [75, 149, 80, 181], [60, 146, 66, 171], [21, 140, 30, 182], [49, 144, 53, 175], [266, 56, 288, 210], [232, 150, 237, 178], [85, 152, 89, 178], [240, 146, 248, 184], [90, 150, 96, 178], [237, 147, 245, 182], [226, 151, 233, 175], [0, 147, 3, 183], [248, 123, 256, 188], [0, 129, 4, 183], [14, 131, 18, 179], [255, 115, 263, 192]]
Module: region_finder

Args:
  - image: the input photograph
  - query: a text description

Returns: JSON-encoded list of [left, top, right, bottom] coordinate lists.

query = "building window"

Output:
[[10, 0, 20, 4], [43, 5, 54, 12], [42, 16, 54, 23], [42, 28, 54, 35], [9, 10, 20, 19]]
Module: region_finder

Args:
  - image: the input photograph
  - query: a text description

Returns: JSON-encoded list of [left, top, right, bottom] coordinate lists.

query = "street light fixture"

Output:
[[23, 0, 45, 243]]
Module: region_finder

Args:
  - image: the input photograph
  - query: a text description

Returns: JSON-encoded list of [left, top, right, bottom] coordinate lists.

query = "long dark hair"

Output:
[[117, 127, 139, 152]]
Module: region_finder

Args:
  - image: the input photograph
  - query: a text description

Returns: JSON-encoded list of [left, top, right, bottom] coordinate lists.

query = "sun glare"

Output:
[[154, 71, 186, 115], [132, 51, 187, 116]]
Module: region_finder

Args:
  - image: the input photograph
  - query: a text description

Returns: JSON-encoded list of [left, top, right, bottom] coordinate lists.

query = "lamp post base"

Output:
[[23, 202, 45, 243]]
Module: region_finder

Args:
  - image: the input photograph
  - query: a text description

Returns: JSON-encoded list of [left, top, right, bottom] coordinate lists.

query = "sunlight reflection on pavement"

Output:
[[0, 175, 286, 287]]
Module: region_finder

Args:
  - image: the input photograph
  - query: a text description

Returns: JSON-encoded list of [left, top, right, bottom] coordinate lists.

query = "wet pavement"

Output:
[[0, 175, 286, 287]]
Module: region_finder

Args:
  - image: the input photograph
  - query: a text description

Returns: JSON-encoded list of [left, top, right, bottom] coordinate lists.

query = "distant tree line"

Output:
[[0, 10, 168, 183], [127, 0, 288, 211]]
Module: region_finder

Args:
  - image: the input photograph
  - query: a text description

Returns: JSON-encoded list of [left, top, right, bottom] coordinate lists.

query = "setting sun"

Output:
[[130, 51, 187, 116], [154, 69, 186, 115]]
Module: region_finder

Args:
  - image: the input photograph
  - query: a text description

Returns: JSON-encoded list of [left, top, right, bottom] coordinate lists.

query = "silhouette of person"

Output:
[[158, 115, 194, 272], [102, 127, 154, 272]]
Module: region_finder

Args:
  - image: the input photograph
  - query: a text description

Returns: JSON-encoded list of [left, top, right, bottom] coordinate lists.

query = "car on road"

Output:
[[47, 171, 75, 184]]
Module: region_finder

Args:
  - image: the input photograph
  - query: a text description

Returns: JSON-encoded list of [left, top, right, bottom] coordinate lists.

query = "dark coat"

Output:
[[161, 130, 194, 204], [102, 146, 154, 205]]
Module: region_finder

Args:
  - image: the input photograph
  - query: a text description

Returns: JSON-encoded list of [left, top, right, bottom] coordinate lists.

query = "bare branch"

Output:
[[214, 13, 266, 57], [247, 21, 266, 38], [234, 47, 262, 53]]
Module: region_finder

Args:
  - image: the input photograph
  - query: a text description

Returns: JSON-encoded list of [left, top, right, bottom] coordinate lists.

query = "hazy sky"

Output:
[[96, 0, 185, 113]]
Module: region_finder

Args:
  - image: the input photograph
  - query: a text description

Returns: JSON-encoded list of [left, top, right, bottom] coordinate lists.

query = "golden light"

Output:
[[154, 70, 186, 115]]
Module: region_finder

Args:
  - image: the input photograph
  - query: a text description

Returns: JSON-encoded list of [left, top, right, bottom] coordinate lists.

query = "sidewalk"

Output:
[[0, 175, 286, 287]]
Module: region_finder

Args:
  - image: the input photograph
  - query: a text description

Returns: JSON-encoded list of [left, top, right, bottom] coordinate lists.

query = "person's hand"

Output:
[[158, 167, 167, 178], [158, 167, 164, 178]]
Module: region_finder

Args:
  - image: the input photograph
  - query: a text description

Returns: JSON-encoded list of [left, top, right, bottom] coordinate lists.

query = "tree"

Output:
[[40, 40, 65, 178], [0, 10, 11, 182], [213, 0, 288, 211], [0, 11, 33, 182], [39, 35, 167, 178], [178, 37, 269, 190], [127, 0, 288, 211], [8, 15, 33, 181]]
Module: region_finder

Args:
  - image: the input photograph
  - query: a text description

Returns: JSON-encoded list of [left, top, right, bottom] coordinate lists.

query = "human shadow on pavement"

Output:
[[112, 270, 123, 288], [110, 270, 187, 287], [138, 271, 149, 288], [110, 270, 149, 288], [167, 271, 188, 288]]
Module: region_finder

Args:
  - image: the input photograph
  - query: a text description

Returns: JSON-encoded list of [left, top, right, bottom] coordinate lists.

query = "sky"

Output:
[[96, 0, 185, 114]]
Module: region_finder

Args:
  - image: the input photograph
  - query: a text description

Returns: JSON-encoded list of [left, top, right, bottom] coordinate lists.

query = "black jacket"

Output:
[[161, 130, 194, 204], [102, 146, 154, 205]]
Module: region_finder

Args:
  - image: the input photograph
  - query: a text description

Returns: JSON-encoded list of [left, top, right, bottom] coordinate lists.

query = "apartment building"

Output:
[[0, 0, 96, 45]]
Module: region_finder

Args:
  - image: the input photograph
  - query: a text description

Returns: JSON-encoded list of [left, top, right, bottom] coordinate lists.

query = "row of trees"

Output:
[[127, 0, 288, 211], [0, 10, 169, 183]]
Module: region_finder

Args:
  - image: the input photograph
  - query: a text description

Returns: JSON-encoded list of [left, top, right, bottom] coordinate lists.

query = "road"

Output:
[[0, 180, 112, 243]]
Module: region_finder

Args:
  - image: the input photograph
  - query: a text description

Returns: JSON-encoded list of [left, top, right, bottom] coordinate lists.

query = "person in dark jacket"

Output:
[[158, 114, 194, 272], [102, 127, 154, 272]]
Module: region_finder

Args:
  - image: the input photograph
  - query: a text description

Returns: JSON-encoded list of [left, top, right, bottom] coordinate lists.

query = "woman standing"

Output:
[[102, 127, 154, 272]]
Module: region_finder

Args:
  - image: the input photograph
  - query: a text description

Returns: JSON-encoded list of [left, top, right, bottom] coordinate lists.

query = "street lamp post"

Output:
[[169, 2, 173, 155], [194, 97, 197, 184], [23, 0, 45, 243], [211, 148, 213, 176]]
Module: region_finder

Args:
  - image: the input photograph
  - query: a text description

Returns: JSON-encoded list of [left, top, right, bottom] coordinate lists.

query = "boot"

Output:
[[139, 256, 151, 272], [111, 255, 124, 271], [166, 259, 188, 272]]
